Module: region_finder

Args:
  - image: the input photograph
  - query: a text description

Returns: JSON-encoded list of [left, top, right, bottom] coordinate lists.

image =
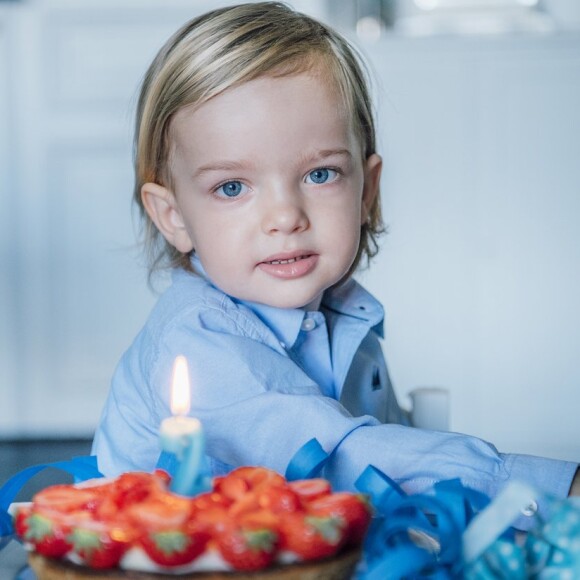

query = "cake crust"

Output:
[[29, 547, 362, 580]]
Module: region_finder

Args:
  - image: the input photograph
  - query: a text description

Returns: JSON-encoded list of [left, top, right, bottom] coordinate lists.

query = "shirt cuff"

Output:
[[502, 453, 578, 530]]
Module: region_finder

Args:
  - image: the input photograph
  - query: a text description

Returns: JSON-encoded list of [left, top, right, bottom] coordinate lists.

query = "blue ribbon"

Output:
[[155, 450, 180, 476], [0, 455, 103, 547], [155, 449, 211, 497], [354, 468, 477, 578], [282, 440, 482, 578], [285, 437, 330, 481]]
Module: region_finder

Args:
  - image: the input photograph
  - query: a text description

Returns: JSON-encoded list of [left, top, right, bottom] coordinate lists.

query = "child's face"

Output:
[[143, 72, 381, 309]]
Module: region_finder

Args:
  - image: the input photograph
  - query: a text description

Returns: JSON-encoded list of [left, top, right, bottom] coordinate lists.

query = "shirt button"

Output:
[[521, 500, 538, 517], [301, 318, 316, 332]]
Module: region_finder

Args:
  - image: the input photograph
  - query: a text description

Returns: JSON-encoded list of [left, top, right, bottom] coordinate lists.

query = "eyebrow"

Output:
[[300, 148, 353, 164], [192, 160, 254, 179], [192, 148, 353, 179]]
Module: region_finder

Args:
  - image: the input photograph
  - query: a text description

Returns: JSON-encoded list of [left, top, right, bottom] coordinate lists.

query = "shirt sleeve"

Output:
[[93, 301, 578, 532]]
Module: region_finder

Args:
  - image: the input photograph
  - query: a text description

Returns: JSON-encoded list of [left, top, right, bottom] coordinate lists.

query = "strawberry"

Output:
[[258, 486, 303, 514], [288, 479, 332, 502], [126, 491, 209, 567], [14, 506, 32, 539], [216, 522, 278, 571], [153, 469, 172, 487], [233, 467, 286, 491], [309, 492, 372, 545], [214, 467, 285, 500], [33, 485, 103, 514], [21, 509, 77, 557], [191, 492, 231, 535], [126, 493, 193, 529], [280, 512, 344, 561], [68, 520, 133, 568], [139, 522, 209, 567], [191, 491, 231, 512], [214, 473, 250, 502], [237, 509, 280, 532], [110, 472, 162, 508], [194, 505, 229, 536]]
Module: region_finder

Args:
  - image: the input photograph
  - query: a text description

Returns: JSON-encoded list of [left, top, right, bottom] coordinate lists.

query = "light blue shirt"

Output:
[[92, 261, 577, 530]]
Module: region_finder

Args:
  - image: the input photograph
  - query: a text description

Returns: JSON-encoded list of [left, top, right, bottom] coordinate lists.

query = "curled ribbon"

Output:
[[355, 467, 490, 579], [284, 439, 580, 579], [285, 437, 330, 481], [0, 455, 103, 548]]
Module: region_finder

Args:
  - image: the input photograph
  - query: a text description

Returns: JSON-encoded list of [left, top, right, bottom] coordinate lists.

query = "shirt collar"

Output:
[[187, 254, 384, 343], [323, 278, 385, 338], [237, 300, 306, 350]]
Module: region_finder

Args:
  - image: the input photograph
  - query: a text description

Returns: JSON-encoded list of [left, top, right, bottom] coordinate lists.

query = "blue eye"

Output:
[[306, 168, 337, 185], [216, 180, 246, 198]]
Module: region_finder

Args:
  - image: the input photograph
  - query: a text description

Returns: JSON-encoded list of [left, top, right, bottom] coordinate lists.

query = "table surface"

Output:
[[0, 439, 93, 579], [0, 540, 30, 579]]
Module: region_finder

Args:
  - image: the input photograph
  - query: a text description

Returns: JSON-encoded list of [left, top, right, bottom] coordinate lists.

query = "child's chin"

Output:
[[261, 293, 321, 310]]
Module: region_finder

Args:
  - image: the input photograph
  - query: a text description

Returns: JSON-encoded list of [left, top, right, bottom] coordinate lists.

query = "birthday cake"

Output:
[[16, 467, 369, 579]]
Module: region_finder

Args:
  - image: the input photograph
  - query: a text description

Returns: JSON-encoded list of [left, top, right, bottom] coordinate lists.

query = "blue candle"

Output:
[[159, 356, 207, 496]]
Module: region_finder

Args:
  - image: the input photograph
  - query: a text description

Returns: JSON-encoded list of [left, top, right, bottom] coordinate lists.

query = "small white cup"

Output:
[[409, 386, 450, 431]]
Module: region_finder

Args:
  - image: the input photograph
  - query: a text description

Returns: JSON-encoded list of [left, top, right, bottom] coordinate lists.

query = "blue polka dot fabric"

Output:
[[459, 495, 580, 579]]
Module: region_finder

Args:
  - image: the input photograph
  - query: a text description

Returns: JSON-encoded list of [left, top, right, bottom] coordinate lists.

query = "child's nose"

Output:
[[260, 189, 309, 235]]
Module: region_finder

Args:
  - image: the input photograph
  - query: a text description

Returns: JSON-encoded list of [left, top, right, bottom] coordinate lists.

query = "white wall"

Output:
[[356, 33, 580, 462]]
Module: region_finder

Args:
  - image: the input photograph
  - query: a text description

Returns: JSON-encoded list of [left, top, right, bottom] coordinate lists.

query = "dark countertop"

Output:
[[0, 438, 92, 578]]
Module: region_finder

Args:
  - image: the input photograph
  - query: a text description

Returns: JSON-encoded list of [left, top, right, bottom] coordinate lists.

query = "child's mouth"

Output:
[[264, 255, 311, 265], [258, 253, 318, 279]]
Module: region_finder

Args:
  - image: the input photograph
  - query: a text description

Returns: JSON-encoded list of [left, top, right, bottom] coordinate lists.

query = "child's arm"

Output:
[[92, 271, 578, 531], [92, 294, 577, 532]]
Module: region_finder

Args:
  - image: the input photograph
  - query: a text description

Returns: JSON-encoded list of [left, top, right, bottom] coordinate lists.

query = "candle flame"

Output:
[[171, 355, 191, 416]]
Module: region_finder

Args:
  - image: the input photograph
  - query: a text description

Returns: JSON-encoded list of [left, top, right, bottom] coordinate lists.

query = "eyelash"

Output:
[[211, 180, 249, 200], [210, 166, 343, 199], [305, 166, 341, 185]]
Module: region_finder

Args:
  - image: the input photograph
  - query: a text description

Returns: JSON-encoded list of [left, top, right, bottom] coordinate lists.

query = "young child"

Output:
[[92, 1, 578, 529]]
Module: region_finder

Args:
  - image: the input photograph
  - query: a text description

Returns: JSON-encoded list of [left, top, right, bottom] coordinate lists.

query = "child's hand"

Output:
[[568, 468, 580, 496]]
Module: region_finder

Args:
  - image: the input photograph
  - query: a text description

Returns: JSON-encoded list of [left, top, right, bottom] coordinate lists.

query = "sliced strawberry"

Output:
[[190, 492, 231, 535], [191, 492, 231, 512], [214, 467, 285, 500], [33, 485, 102, 514], [258, 486, 303, 514], [216, 522, 278, 571], [214, 474, 250, 501], [69, 520, 133, 568], [228, 491, 260, 519], [126, 493, 193, 529], [233, 467, 286, 491], [288, 479, 332, 502], [280, 512, 344, 561], [237, 510, 280, 532], [194, 505, 230, 536], [139, 523, 209, 567], [110, 472, 162, 509], [153, 469, 172, 487], [309, 493, 372, 546]]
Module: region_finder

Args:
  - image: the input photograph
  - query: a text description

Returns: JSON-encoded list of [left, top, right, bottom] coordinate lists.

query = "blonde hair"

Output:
[[134, 1, 384, 276]]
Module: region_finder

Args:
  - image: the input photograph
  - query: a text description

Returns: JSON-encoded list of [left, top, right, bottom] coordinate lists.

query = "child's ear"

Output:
[[141, 183, 194, 253], [361, 153, 382, 225]]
